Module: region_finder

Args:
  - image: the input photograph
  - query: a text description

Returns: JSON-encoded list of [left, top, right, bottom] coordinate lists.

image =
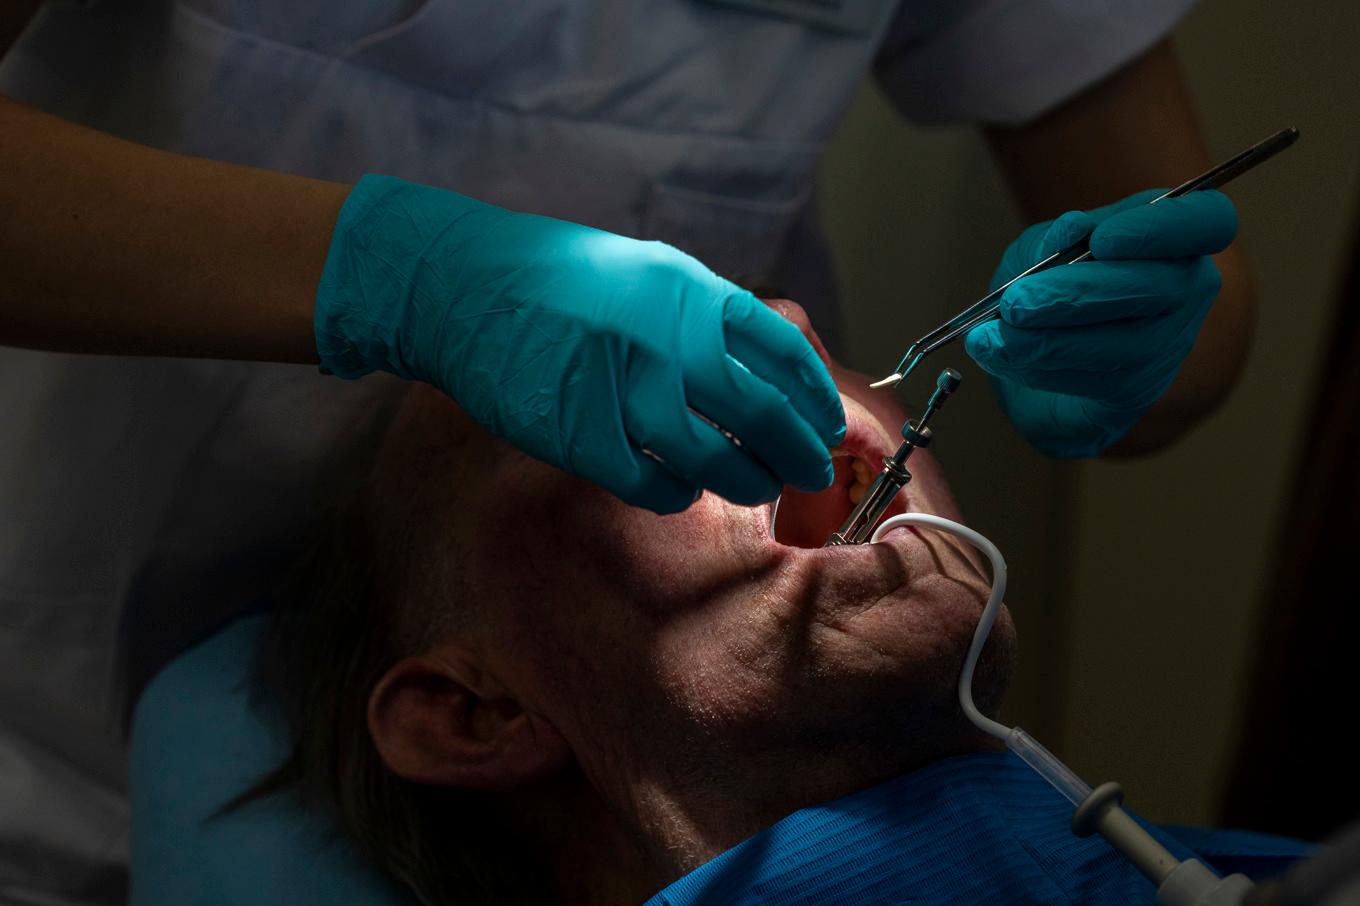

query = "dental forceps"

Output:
[[826, 368, 962, 546], [870, 126, 1300, 390]]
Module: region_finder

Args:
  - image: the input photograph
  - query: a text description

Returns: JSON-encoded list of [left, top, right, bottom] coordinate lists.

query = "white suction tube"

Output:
[[868, 512, 1090, 802], [868, 513, 1256, 905]]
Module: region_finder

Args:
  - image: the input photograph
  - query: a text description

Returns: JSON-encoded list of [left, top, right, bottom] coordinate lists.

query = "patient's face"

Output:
[[385, 301, 1014, 847]]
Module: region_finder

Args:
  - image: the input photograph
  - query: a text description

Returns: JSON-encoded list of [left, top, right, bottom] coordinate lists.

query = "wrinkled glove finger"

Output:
[[994, 211, 1096, 284], [1035, 210, 1099, 260], [974, 357, 1162, 401], [608, 447, 703, 515], [566, 398, 700, 514], [966, 303, 1207, 375], [623, 358, 781, 506], [1090, 190, 1237, 260], [969, 330, 1205, 408], [966, 323, 1133, 398], [719, 291, 846, 450], [995, 384, 1139, 459], [540, 360, 699, 515], [1000, 258, 1219, 328], [685, 352, 834, 494]]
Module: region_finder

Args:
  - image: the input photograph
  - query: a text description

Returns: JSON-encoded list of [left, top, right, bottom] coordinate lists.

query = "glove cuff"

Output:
[[313, 174, 500, 381], [314, 174, 408, 379]]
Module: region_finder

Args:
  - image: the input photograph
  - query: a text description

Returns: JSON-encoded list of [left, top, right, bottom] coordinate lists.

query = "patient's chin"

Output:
[[836, 588, 1018, 756], [747, 593, 1018, 762]]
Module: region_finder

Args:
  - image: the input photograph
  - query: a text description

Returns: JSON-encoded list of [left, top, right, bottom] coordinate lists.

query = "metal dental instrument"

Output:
[[826, 368, 962, 546], [870, 126, 1301, 390]]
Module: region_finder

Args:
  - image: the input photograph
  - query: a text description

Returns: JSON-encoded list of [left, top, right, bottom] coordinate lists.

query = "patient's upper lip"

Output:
[[833, 399, 897, 470]]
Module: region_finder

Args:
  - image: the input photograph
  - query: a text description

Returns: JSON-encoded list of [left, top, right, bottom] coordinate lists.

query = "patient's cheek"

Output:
[[603, 494, 731, 577], [484, 465, 728, 596]]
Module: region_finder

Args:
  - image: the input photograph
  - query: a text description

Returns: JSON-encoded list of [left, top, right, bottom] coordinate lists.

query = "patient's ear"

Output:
[[368, 649, 571, 790]]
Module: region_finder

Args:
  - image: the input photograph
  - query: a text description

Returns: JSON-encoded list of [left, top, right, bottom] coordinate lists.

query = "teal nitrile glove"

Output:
[[964, 189, 1238, 458], [315, 175, 845, 513]]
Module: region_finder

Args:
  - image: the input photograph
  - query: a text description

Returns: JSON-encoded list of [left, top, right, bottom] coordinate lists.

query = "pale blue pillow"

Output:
[[129, 614, 415, 905]]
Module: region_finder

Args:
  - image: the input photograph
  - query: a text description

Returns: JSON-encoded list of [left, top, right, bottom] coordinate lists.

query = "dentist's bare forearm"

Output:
[[987, 39, 1256, 455], [0, 96, 348, 362]]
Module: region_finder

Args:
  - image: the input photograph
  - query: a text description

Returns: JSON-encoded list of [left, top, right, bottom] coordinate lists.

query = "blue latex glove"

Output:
[[315, 175, 845, 513], [964, 189, 1238, 457]]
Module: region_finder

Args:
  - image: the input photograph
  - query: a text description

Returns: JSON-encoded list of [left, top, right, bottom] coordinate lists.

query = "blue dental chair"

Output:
[[128, 613, 414, 906]]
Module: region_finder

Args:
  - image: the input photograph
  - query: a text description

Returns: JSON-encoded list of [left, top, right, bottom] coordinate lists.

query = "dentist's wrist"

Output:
[[313, 174, 508, 382]]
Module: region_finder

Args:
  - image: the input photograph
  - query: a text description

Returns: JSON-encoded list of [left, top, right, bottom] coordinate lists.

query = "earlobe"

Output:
[[368, 653, 571, 791]]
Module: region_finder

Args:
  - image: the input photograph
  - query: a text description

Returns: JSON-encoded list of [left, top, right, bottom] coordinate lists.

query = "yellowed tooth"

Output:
[[848, 482, 867, 505]]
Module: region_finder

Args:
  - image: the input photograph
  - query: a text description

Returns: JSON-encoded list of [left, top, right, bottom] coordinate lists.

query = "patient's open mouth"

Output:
[[771, 420, 908, 549]]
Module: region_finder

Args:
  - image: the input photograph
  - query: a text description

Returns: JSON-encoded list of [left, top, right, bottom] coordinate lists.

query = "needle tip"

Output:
[[869, 373, 903, 390]]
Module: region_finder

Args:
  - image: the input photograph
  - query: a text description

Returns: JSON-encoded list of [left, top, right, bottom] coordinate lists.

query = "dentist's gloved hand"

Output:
[[965, 189, 1238, 458], [315, 175, 845, 513]]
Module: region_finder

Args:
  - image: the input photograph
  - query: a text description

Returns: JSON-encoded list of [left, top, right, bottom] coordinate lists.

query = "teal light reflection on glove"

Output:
[[964, 189, 1238, 458], [314, 175, 845, 513]]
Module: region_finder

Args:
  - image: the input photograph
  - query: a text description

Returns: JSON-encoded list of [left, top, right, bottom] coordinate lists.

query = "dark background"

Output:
[[819, 0, 1360, 834]]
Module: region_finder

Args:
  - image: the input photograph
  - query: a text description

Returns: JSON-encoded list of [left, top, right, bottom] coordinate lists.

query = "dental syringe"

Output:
[[825, 368, 962, 546]]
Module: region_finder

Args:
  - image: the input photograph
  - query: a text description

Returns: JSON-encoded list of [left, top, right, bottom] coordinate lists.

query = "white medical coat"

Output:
[[0, 0, 1193, 901]]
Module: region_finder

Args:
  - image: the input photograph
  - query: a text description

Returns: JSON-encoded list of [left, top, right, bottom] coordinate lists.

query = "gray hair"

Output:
[[235, 416, 552, 904]]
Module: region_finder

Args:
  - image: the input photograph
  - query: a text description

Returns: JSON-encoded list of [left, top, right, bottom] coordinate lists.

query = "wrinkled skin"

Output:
[[372, 301, 1016, 896]]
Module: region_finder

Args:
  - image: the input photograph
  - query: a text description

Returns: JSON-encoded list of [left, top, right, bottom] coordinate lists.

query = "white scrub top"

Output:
[[0, 0, 1193, 902]]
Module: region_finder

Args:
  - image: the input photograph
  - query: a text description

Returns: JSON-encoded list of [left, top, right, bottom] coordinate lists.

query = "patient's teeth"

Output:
[[846, 456, 877, 505]]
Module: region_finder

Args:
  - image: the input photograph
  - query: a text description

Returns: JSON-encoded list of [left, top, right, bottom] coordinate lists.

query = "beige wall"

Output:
[[819, 0, 1360, 825]]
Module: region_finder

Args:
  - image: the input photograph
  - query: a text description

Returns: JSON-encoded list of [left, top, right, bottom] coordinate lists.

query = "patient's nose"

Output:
[[761, 298, 833, 370]]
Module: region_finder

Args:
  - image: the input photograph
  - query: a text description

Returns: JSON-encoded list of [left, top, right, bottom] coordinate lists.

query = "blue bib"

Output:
[[135, 616, 1308, 905], [647, 751, 1310, 905]]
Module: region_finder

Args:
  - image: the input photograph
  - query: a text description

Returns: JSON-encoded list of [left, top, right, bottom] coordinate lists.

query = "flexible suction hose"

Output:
[[869, 513, 1092, 805]]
